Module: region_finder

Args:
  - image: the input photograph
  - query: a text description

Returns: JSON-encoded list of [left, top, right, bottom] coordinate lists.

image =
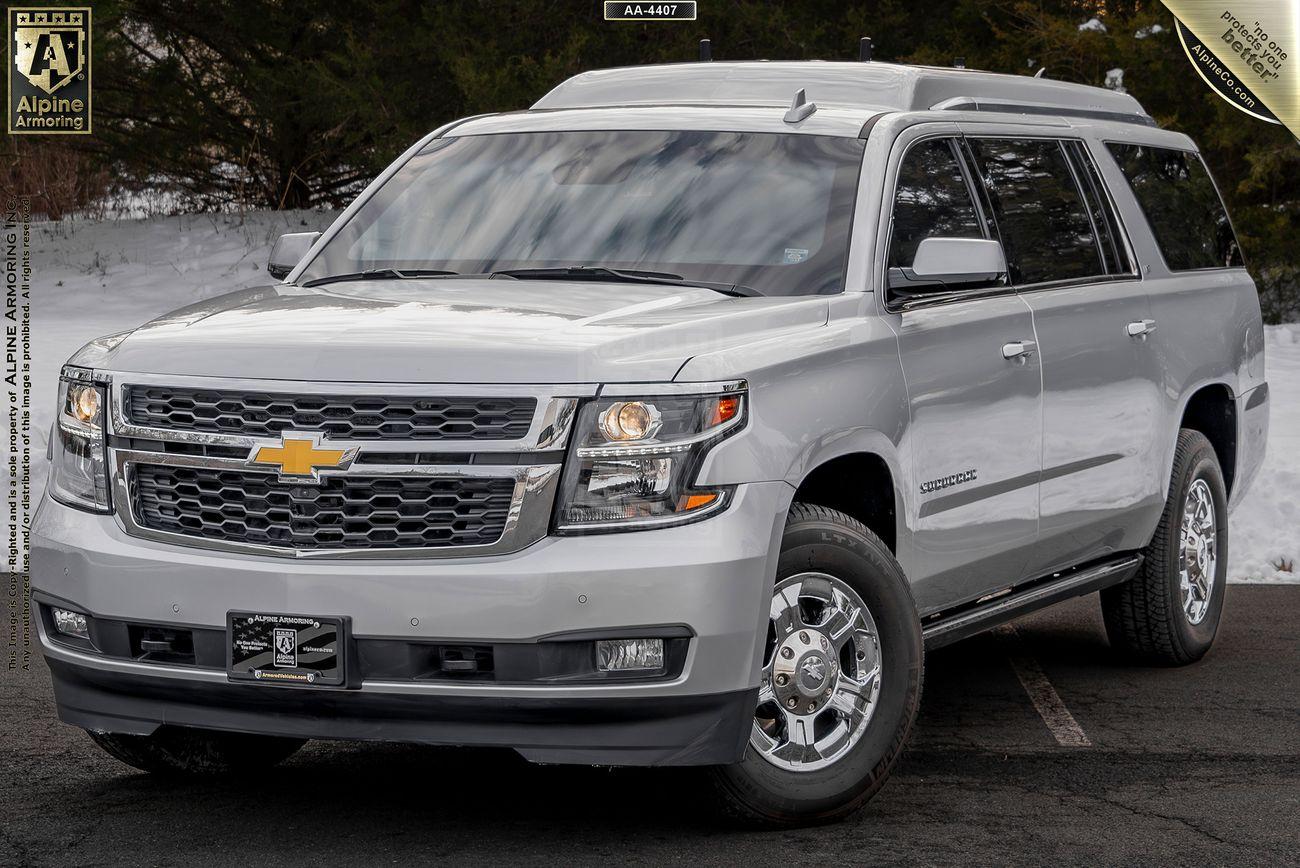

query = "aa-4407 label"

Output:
[[604, 2, 697, 21]]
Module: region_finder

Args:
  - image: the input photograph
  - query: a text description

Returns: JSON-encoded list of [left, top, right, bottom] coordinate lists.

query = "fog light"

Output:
[[596, 638, 665, 672], [52, 608, 89, 640]]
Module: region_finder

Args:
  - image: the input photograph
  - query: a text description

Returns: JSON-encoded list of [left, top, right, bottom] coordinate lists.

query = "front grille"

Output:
[[123, 386, 536, 441], [131, 464, 515, 551]]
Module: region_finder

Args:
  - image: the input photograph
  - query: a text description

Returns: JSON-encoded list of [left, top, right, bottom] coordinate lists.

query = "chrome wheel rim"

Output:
[[1179, 478, 1217, 626], [750, 571, 882, 773]]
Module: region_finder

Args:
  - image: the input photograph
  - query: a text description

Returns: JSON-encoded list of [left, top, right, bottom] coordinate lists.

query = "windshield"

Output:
[[298, 129, 865, 296]]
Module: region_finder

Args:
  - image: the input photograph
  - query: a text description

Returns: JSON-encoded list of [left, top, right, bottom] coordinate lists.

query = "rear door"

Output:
[[963, 135, 1164, 576], [882, 130, 1043, 614]]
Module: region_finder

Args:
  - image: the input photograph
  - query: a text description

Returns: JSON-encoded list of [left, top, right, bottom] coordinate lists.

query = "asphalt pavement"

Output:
[[2, 585, 1297, 867]]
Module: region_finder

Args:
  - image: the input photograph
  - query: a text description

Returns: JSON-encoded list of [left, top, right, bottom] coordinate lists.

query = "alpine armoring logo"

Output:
[[7, 6, 91, 134]]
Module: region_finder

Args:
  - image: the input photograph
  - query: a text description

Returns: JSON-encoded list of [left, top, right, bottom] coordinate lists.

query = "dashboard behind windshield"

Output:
[[298, 129, 865, 296]]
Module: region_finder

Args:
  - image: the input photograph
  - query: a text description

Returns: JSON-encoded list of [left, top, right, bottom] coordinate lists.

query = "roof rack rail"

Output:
[[930, 95, 1156, 127]]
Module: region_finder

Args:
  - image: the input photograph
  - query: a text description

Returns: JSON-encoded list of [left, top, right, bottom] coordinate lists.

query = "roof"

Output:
[[533, 61, 1151, 125], [450, 105, 879, 139]]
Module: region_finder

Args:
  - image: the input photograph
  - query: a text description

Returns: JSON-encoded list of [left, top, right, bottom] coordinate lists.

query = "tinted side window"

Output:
[[1106, 144, 1243, 270], [1065, 141, 1133, 276], [966, 139, 1104, 285], [887, 138, 983, 268]]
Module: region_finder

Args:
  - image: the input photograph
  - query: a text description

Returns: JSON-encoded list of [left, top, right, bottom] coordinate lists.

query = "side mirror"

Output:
[[888, 237, 1007, 295], [267, 232, 320, 280]]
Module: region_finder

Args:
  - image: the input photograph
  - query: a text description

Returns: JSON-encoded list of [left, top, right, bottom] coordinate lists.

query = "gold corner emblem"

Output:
[[249, 433, 355, 480], [8, 6, 92, 134], [12, 8, 85, 94]]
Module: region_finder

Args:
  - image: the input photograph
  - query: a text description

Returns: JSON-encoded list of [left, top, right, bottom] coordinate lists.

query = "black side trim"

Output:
[[922, 553, 1142, 648], [919, 453, 1123, 518]]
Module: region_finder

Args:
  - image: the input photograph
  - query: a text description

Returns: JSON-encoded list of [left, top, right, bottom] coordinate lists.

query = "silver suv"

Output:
[[33, 61, 1268, 825]]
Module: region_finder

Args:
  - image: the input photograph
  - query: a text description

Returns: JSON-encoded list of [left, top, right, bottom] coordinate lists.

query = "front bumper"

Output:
[[32, 480, 792, 766]]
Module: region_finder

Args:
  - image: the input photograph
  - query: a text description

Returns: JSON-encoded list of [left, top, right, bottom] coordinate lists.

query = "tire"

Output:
[[710, 502, 923, 827], [1101, 429, 1228, 666], [87, 726, 306, 776]]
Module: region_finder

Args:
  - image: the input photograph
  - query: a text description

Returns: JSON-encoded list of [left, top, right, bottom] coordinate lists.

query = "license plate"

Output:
[[227, 612, 346, 686]]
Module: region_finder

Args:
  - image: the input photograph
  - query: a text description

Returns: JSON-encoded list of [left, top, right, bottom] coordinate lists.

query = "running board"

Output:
[[921, 554, 1143, 649]]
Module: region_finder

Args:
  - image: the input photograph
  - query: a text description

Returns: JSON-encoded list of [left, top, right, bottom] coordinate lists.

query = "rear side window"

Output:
[[965, 139, 1105, 285], [887, 138, 984, 268], [1106, 144, 1243, 270]]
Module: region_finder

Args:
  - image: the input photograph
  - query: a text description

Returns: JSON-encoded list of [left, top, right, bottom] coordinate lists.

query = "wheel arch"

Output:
[[786, 436, 903, 554], [1177, 382, 1237, 497]]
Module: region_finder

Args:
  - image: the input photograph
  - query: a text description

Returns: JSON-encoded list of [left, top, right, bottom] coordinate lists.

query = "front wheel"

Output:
[[710, 503, 923, 827]]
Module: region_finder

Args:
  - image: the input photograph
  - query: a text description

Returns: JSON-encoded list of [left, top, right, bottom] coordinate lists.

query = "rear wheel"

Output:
[[1101, 429, 1228, 665], [710, 503, 922, 826], [88, 727, 306, 776]]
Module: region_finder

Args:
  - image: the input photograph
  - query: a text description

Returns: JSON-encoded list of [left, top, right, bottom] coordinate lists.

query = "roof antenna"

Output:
[[953, 56, 966, 69], [699, 38, 712, 62], [783, 88, 817, 123], [858, 37, 873, 62], [1034, 66, 1047, 78]]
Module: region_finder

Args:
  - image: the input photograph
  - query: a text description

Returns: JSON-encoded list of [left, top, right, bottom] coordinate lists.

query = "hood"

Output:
[[79, 279, 830, 384]]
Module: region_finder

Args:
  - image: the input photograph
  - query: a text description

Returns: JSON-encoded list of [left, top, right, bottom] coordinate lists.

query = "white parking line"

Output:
[[996, 625, 1092, 748]]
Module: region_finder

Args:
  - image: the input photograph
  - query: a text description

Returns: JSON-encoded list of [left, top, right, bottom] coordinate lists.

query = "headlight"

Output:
[[49, 367, 111, 513], [555, 385, 745, 532]]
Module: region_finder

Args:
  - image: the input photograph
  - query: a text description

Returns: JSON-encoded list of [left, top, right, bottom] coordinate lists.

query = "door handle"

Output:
[[1001, 340, 1037, 360], [1127, 319, 1157, 338]]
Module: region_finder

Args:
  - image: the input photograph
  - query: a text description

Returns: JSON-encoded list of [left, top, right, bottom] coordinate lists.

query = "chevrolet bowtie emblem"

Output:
[[249, 432, 357, 481]]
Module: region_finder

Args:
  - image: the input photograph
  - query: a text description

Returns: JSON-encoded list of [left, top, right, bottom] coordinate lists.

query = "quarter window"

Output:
[[965, 139, 1105, 285], [1065, 141, 1133, 276], [887, 138, 984, 269], [1106, 144, 1243, 270]]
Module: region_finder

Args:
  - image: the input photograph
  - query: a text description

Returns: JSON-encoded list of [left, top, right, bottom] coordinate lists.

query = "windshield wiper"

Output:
[[302, 267, 459, 288], [492, 266, 763, 298]]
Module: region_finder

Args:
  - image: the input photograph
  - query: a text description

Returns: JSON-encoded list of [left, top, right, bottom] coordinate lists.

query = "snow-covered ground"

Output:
[[23, 211, 338, 504], [14, 214, 1299, 582]]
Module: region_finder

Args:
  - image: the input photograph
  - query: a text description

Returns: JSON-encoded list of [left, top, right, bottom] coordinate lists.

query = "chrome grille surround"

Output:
[[106, 373, 587, 560]]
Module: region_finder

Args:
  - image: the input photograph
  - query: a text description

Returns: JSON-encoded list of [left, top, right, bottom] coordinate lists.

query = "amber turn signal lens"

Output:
[[679, 492, 719, 511], [710, 395, 741, 426]]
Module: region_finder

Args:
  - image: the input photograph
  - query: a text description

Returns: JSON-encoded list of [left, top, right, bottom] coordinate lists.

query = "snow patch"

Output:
[[1134, 23, 1165, 39], [1104, 68, 1126, 93], [17, 210, 339, 500], [1228, 325, 1300, 582], [1078, 18, 1107, 33]]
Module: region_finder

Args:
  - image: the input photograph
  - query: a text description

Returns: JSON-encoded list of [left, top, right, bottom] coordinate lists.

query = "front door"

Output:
[[895, 297, 1044, 613], [882, 133, 1044, 614]]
